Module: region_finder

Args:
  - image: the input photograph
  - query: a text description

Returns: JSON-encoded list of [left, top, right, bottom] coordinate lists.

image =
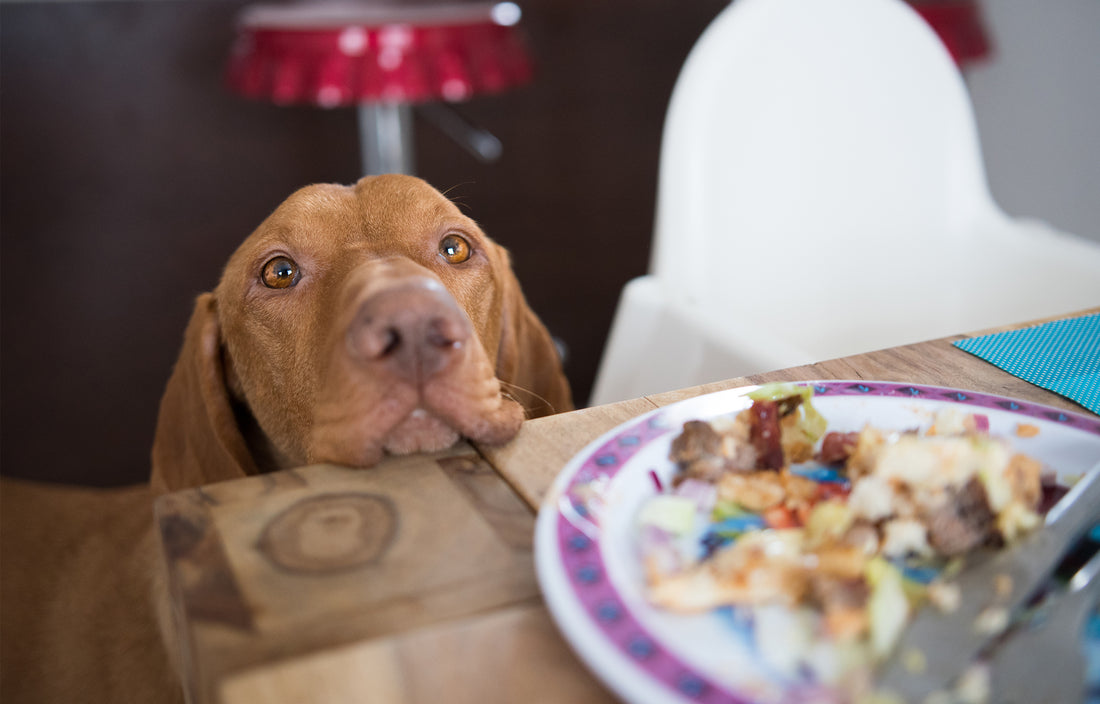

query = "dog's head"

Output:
[[151, 175, 571, 494]]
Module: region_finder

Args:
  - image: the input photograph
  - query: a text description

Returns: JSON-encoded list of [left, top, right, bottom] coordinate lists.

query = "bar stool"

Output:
[[226, 1, 533, 174]]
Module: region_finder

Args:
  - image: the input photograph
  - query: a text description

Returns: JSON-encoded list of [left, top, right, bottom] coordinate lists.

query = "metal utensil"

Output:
[[877, 463, 1100, 702], [986, 547, 1100, 703]]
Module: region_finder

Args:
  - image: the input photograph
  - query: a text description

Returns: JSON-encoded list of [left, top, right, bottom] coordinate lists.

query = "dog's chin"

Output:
[[382, 408, 461, 456]]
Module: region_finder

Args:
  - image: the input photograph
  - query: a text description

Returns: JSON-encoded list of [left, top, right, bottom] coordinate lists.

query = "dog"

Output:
[[1, 174, 572, 703]]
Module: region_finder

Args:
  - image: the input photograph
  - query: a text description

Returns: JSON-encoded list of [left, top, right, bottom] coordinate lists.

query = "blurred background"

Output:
[[2, 0, 1098, 486]]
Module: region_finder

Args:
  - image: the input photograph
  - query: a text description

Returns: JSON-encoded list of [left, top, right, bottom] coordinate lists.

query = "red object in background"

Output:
[[908, 0, 992, 68], [226, 2, 534, 108], [227, 1, 988, 108]]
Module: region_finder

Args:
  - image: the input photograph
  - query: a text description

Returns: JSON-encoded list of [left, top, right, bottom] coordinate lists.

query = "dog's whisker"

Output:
[[440, 182, 480, 213], [441, 181, 474, 199], [498, 380, 556, 417]]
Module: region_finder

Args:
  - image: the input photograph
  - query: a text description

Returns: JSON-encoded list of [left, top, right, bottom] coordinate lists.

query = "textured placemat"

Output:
[[953, 312, 1099, 414]]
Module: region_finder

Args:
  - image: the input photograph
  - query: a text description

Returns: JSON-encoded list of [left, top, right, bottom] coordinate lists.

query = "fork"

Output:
[[986, 546, 1100, 704], [878, 465, 1100, 702]]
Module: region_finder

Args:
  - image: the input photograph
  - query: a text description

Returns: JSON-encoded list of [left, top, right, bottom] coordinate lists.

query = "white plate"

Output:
[[534, 381, 1100, 704]]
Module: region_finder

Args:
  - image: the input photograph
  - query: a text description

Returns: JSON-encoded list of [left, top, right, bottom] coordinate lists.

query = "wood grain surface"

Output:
[[219, 603, 608, 704], [157, 445, 545, 704], [159, 307, 1098, 704]]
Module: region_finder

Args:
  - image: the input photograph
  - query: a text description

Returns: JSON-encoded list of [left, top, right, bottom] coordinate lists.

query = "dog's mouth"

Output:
[[381, 407, 460, 456], [308, 393, 522, 467], [306, 268, 526, 468]]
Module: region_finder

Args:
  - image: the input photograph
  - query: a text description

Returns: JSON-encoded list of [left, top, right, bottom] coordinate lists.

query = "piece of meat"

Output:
[[749, 400, 785, 470], [670, 420, 728, 482], [922, 477, 999, 556], [1038, 480, 1069, 515], [817, 431, 860, 465]]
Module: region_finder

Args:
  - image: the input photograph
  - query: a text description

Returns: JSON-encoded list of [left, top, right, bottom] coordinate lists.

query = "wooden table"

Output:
[[156, 308, 1098, 704]]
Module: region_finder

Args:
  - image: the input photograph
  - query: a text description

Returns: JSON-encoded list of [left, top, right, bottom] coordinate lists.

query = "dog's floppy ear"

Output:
[[150, 293, 258, 495], [495, 262, 574, 419]]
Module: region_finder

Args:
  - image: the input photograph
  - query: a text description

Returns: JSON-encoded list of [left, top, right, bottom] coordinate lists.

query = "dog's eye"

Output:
[[261, 256, 300, 289], [439, 234, 472, 264]]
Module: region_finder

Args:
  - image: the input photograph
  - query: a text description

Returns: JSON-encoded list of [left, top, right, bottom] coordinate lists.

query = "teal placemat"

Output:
[[953, 312, 1100, 414]]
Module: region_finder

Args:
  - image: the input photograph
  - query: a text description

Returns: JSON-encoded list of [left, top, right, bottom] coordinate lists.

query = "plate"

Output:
[[534, 381, 1100, 704]]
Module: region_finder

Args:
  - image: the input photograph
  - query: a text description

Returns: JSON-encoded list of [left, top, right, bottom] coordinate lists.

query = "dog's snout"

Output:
[[364, 316, 460, 359], [424, 315, 466, 350], [376, 327, 402, 358], [346, 280, 471, 382]]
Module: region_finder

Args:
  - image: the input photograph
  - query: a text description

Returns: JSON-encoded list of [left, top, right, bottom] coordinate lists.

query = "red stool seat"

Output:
[[227, 2, 534, 108]]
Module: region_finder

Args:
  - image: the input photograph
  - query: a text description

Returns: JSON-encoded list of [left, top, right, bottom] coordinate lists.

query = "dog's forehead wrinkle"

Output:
[[268, 183, 362, 232], [355, 179, 463, 227], [289, 182, 353, 209]]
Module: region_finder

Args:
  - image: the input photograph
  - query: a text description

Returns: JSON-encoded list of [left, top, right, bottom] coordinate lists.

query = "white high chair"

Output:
[[589, 0, 1100, 406]]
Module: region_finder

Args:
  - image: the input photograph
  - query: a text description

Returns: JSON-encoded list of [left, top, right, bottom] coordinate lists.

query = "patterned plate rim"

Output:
[[538, 381, 1100, 704]]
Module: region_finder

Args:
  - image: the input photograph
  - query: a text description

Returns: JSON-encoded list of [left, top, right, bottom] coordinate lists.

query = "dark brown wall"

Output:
[[1, 0, 727, 486]]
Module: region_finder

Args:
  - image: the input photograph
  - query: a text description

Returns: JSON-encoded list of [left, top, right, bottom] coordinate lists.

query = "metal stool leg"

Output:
[[417, 103, 502, 163], [358, 103, 414, 175]]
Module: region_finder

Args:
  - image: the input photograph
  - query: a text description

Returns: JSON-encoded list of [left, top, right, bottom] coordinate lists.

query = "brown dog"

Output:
[[1, 174, 572, 703]]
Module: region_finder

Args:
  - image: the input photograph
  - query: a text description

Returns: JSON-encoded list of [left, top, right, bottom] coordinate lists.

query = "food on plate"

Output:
[[635, 383, 1057, 696]]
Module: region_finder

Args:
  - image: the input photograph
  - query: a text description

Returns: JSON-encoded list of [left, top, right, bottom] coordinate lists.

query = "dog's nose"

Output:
[[346, 279, 471, 382]]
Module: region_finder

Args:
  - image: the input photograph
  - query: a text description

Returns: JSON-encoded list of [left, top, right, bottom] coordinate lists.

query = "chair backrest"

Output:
[[649, 0, 1001, 333]]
